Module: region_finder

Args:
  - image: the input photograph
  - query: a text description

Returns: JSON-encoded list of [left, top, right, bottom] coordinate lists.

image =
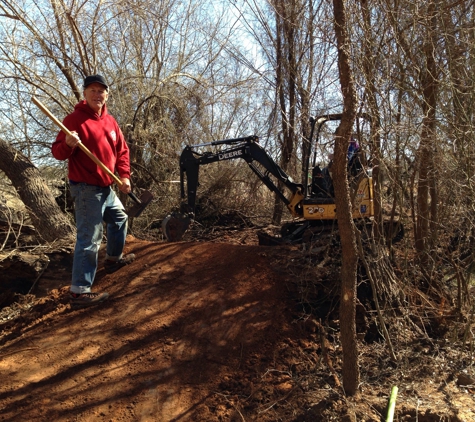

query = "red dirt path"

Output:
[[1, 234, 475, 421], [1, 237, 306, 421]]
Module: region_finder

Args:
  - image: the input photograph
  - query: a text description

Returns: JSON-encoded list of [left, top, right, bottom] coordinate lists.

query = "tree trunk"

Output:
[[358, 0, 402, 355], [0, 138, 76, 243], [360, 0, 384, 240], [415, 2, 439, 269], [271, 0, 298, 225], [332, 0, 360, 396]]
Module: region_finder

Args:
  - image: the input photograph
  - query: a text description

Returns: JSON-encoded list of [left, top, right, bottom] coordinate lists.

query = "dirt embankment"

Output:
[[1, 235, 475, 421]]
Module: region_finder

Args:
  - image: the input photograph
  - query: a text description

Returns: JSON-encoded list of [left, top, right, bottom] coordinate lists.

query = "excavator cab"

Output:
[[310, 164, 334, 199], [299, 113, 373, 222]]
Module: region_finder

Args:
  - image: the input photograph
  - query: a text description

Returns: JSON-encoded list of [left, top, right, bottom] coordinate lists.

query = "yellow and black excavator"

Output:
[[162, 113, 377, 243]]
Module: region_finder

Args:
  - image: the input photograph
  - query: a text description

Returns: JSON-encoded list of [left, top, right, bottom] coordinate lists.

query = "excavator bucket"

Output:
[[162, 212, 191, 242]]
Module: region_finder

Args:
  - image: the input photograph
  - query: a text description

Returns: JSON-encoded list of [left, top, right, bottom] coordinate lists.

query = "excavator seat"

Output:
[[311, 165, 334, 199]]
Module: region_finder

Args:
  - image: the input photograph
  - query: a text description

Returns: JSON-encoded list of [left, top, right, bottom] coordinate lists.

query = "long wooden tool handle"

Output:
[[31, 96, 123, 187]]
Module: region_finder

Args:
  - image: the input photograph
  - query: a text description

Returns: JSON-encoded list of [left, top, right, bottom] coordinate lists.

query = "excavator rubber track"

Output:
[[257, 218, 404, 246]]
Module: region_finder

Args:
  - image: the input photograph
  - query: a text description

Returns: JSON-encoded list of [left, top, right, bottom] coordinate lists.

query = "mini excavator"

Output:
[[162, 114, 376, 243]]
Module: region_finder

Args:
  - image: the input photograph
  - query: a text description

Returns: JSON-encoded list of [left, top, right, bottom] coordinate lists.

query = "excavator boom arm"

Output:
[[179, 136, 303, 216]]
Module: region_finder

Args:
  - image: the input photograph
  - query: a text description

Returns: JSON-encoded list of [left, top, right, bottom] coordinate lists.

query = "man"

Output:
[[347, 136, 362, 177], [52, 74, 135, 308]]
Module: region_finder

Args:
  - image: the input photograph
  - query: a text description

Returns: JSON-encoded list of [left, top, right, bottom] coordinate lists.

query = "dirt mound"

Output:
[[1, 235, 474, 421]]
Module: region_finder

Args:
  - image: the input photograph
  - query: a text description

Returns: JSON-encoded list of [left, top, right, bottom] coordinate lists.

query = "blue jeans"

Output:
[[69, 183, 128, 293]]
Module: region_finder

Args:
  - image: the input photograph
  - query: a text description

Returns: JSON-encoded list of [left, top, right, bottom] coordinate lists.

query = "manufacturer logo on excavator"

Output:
[[219, 150, 242, 160]]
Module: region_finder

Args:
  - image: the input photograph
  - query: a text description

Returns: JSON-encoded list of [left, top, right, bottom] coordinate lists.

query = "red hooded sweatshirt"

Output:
[[52, 100, 130, 187]]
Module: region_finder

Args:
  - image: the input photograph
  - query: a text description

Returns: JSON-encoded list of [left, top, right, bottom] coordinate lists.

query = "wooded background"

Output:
[[0, 0, 474, 395]]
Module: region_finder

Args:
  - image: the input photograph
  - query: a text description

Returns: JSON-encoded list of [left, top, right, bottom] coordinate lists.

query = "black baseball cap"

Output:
[[83, 74, 109, 89]]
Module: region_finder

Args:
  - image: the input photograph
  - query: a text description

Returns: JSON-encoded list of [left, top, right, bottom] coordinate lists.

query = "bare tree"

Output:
[[414, 2, 439, 266], [235, 0, 333, 224], [332, 0, 359, 396]]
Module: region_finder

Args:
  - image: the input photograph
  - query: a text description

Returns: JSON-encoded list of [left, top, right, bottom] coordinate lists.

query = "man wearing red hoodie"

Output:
[[52, 74, 135, 308]]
